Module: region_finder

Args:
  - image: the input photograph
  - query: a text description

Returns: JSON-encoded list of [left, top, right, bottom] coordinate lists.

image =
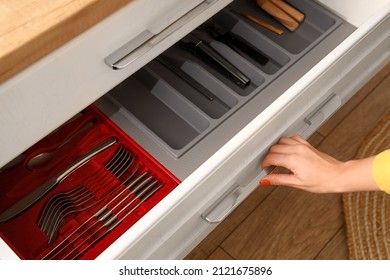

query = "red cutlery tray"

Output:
[[0, 105, 180, 259]]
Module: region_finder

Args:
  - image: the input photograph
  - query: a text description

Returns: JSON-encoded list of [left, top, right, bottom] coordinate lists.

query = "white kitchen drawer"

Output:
[[96, 0, 355, 179], [0, 0, 389, 259], [0, 0, 231, 169]]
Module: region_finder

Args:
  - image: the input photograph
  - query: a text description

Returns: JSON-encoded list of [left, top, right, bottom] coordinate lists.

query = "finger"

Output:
[[278, 136, 308, 146], [277, 137, 317, 157], [278, 136, 300, 145], [268, 143, 308, 156], [269, 144, 297, 154], [260, 173, 301, 188], [261, 152, 295, 170], [291, 135, 310, 145]]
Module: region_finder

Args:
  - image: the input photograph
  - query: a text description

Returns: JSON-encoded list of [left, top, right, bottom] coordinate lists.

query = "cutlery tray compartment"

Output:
[[108, 66, 211, 151], [0, 106, 180, 259], [226, 0, 338, 54]]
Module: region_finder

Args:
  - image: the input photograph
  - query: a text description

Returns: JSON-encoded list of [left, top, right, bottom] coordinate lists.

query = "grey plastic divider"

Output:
[[212, 10, 291, 75], [147, 59, 238, 119], [162, 45, 263, 96], [109, 69, 210, 150], [104, 0, 345, 160]]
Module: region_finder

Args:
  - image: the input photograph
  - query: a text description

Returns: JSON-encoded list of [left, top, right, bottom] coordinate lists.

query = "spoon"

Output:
[[27, 121, 95, 171]]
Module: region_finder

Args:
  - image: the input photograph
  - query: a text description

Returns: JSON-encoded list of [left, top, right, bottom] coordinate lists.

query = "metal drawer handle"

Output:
[[297, 93, 341, 139], [201, 183, 241, 224], [105, 0, 218, 70]]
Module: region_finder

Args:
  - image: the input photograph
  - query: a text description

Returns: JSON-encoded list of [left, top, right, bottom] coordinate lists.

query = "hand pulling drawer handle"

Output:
[[297, 93, 341, 139], [105, 0, 218, 70], [201, 183, 241, 224]]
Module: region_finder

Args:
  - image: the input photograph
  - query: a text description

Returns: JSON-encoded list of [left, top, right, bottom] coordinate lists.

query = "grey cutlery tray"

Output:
[[96, 0, 355, 179]]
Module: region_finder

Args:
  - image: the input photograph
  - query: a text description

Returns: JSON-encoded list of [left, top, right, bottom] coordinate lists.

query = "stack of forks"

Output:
[[37, 145, 164, 260]]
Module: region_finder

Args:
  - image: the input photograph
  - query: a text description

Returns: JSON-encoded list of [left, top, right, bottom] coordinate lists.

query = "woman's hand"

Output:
[[260, 135, 379, 193]]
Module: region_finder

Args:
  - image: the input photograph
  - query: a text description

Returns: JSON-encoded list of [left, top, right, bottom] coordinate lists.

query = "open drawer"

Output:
[[0, 0, 389, 259]]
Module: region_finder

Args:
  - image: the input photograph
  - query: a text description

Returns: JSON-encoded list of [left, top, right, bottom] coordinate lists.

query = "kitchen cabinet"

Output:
[[0, 0, 389, 259]]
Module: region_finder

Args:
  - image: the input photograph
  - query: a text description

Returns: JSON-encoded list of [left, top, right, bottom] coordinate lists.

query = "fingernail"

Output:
[[260, 179, 271, 186]]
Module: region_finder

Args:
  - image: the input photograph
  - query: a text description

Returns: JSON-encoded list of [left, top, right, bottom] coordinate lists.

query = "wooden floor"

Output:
[[186, 62, 390, 260]]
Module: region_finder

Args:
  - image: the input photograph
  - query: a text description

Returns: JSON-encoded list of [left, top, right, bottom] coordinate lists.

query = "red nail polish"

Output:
[[260, 179, 271, 186]]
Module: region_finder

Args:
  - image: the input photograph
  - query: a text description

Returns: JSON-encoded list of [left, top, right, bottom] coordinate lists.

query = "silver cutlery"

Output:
[[68, 183, 163, 260], [36, 145, 132, 232], [0, 137, 117, 223], [38, 184, 95, 239], [39, 146, 136, 243], [43, 171, 161, 259]]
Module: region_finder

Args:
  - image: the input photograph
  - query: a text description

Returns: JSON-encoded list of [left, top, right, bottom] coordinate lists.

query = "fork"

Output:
[[43, 171, 158, 259], [37, 184, 95, 237], [43, 146, 134, 243], [46, 162, 139, 244], [67, 182, 163, 260], [37, 145, 128, 228]]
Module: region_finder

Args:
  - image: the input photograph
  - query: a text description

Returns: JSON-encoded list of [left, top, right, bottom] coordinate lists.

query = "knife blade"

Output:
[[178, 33, 250, 89], [0, 137, 117, 223]]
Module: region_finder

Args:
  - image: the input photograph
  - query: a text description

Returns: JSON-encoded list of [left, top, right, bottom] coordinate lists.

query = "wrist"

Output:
[[334, 157, 379, 193]]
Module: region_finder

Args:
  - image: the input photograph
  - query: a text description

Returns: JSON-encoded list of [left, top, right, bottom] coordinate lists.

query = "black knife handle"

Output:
[[221, 32, 269, 66], [184, 34, 250, 89]]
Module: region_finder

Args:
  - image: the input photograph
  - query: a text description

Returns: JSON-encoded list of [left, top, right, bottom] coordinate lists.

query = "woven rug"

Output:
[[343, 114, 390, 259]]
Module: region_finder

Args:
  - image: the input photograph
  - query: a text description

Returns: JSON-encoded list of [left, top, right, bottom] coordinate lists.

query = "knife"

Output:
[[256, 0, 299, 32], [0, 137, 117, 223], [178, 33, 250, 89], [200, 25, 269, 65]]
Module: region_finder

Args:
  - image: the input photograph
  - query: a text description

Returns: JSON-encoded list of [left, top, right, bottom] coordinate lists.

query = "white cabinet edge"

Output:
[[0, 238, 19, 259], [317, 0, 390, 26]]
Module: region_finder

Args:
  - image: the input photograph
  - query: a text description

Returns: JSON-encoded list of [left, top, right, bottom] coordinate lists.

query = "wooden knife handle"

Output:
[[270, 0, 305, 23], [256, 0, 299, 31], [240, 13, 284, 35]]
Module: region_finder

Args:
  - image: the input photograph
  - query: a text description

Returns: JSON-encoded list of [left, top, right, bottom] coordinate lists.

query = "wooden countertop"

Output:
[[0, 0, 132, 83]]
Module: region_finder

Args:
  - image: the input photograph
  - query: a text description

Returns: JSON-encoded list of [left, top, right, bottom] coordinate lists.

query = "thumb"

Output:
[[260, 173, 300, 188]]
